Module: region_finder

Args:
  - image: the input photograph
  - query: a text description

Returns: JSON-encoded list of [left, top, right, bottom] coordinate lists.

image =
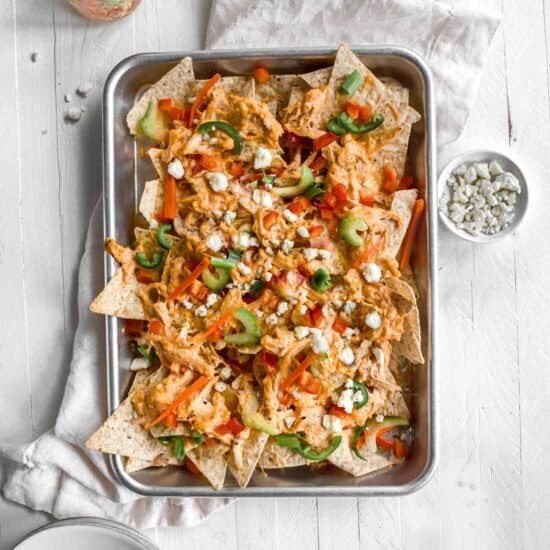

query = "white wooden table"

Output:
[[1, 0, 549, 548]]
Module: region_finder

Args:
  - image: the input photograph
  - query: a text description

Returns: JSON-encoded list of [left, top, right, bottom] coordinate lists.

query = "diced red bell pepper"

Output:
[[263, 211, 279, 229], [313, 132, 338, 151], [215, 416, 245, 436], [148, 319, 163, 335], [309, 305, 324, 328], [135, 268, 156, 284], [359, 190, 375, 207], [310, 155, 328, 174], [345, 101, 361, 119], [393, 437, 408, 458], [318, 204, 334, 220], [329, 405, 348, 418], [308, 225, 324, 238], [288, 196, 311, 215], [398, 175, 416, 190], [257, 350, 279, 372], [229, 162, 244, 178], [382, 165, 398, 193], [358, 104, 373, 123], [375, 427, 396, 452], [200, 154, 217, 171], [333, 183, 348, 205], [332, 317, 348, 334], [158, 97, 175, 111], [122, 319, 145, 336]]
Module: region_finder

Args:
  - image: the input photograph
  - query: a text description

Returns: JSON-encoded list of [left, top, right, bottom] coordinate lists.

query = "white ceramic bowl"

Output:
[[437, 150, 528, 243]]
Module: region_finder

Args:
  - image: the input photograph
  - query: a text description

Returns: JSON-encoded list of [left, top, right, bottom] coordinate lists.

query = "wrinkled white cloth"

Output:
[[1, 0, 500, 531], [0, 201, 231, 529], [206, 0, 501, 145]]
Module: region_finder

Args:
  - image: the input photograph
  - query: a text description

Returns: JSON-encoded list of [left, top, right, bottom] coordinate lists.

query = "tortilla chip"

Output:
[[328, 45, 413, 135], [127, 57, 196, 135], [374, 123, 412, 179], [328, 430, 400, 477], [255, 74, 297, 115], [385, 189, 418, 259], [385, 276, 416, 315], [186, 441, 229, 491], [259, 438, 308, 469], [125, 457, 153, 473], [138, 179, 164, 227], [394, 305, 424, 364], [300, 66, 331, 89], [149, 422, 190, 439], [85, 398, 168, 460], [196, 75, 255, 98], [147, 148, 165, 179], [227, 429, 269, 488], [90, 269, 146, 320]]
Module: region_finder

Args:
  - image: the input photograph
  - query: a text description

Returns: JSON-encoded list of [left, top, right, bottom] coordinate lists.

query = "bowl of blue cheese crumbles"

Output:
[[438, 150, 528, 242]]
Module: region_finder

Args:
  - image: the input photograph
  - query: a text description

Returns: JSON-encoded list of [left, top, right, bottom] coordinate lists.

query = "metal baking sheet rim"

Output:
[[102, 46, 438, 497]]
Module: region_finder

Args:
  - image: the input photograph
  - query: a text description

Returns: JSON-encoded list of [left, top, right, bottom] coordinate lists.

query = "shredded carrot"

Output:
[[169, 256, 210, 300], [144, 375, 209, 429], [193, 309, 236, 344], [352, 243, 378, 269], [188, 73, 221, 127], [162, 175, 178, 220], [164, 411, 177, 428], [280, 352, 317, 391], [253, 66, 270, 83], [398, 198, 425, 270]]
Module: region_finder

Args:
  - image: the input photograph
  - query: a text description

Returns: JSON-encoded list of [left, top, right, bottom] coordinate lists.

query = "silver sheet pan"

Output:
[[102, 46, 438, 496]]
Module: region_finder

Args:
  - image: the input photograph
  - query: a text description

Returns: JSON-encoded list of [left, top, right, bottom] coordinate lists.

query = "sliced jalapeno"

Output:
[[135, 251, 163, 269], [310, 268, 333, 293], [197, 120, 243, 154], [157, 223, 173, 250], [273, 433, 342, 461]]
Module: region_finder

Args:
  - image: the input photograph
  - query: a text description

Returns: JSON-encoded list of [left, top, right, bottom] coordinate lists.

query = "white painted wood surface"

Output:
[[1, 0, 549, 548]]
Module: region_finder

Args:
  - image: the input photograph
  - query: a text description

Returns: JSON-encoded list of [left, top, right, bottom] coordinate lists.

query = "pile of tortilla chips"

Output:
[[86, 45, 424, 490]]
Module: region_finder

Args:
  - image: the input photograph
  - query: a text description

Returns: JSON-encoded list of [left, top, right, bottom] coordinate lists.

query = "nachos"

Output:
[[86, 45, 425, 490]]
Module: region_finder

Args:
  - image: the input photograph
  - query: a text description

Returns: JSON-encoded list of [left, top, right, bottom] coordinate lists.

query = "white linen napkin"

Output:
[[0, 201, 231, 529], [1, 0, 500, 530], [206, 0, 501, 145]]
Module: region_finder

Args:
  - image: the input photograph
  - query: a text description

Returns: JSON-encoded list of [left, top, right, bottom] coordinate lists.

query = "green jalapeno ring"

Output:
[[310, 268, 333, 293], [273, 433, 342, 461], [197, 120, 243, 154], [352, 380, 369, 409], [135, 251, 163, 269], [157, 223, 173, 250]]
